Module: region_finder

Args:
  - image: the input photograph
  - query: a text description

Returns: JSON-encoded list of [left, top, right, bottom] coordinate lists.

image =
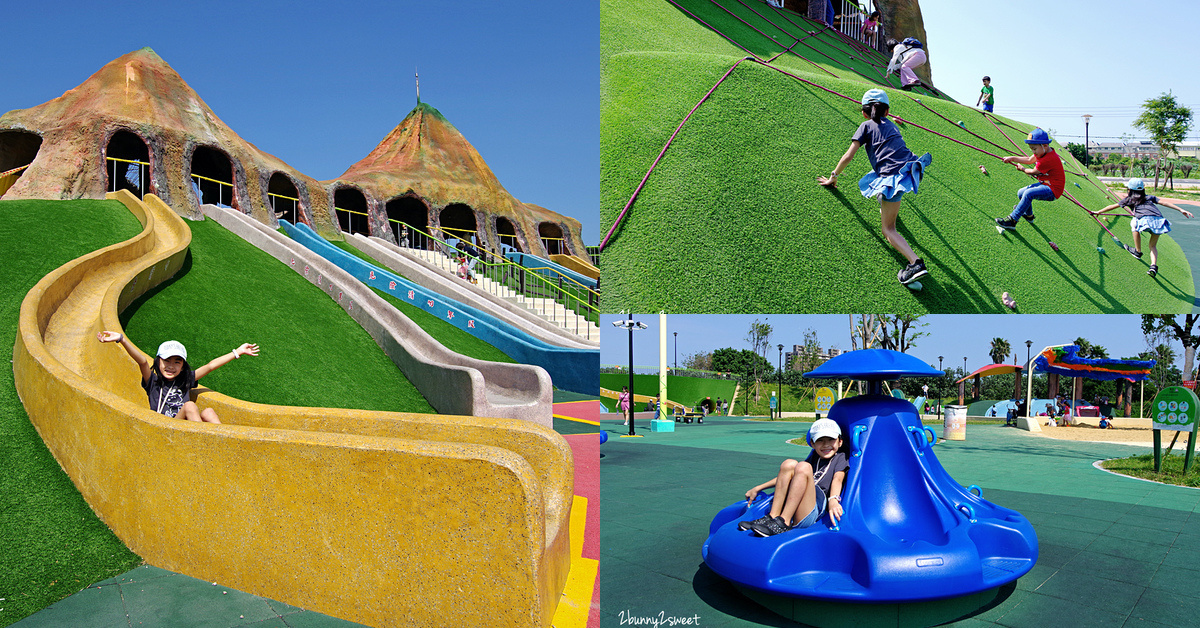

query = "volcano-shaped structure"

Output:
[[0, 48, 336, 232], [332, 102, 587, 258]]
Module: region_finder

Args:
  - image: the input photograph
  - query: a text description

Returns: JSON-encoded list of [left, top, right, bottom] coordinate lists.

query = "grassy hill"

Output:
[[600, 0, 1193, 313], [600, 372, 737, 410]]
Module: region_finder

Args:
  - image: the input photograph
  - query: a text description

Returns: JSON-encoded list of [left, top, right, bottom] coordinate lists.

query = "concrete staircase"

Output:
[[401, 247, 599, 342]]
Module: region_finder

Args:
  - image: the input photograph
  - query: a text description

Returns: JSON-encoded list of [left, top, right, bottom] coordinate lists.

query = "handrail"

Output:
[[106, 156, 149, 166], [190, 172, 233, 207], [390, 219, 598, 324], [189, 172, 232, 187], [268, 192, 300, 203], [106, 157, 149, 197], [0, 163, 30, 177], [333, 206, 368, 217]]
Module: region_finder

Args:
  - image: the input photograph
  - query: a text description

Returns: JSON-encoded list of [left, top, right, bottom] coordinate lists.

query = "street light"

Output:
[[938, 356, 944, 414], [1025, 340, 1032, 367], [1082, 114, 1093, 167], [612, 314, 648, 436], [674, 332, 678, 370], [777, 344, 784, 420]]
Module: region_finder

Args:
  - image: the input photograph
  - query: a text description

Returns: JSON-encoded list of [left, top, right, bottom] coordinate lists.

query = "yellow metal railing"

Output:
[[0, 164, 30, 197], [106, 157, 149, 197], [268, 192, 299, 218], [190, 173, 234, 207]]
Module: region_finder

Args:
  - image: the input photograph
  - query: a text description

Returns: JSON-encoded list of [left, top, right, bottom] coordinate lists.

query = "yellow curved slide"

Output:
[[13, 191, 572, 627]]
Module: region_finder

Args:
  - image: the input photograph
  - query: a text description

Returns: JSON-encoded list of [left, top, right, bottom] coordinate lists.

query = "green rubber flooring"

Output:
[[10, 566, 363, 628], [601, 416, 1200, 627], [1166, 200, 1200, 312]]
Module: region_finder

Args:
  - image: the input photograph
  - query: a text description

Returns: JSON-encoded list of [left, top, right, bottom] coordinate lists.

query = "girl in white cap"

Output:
[[1094, 178, 1193, 277], [819, 88, 934, 286], [738, 418, 848, 537], [97, 331, 258, 423]]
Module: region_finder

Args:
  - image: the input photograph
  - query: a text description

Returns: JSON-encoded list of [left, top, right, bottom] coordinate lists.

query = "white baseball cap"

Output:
[[808, 418, 842, 443], [156, 340, 187, 360]]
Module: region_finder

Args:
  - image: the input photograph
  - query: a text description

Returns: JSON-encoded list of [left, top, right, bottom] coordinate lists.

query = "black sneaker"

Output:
[[995, 217, 1018, 230], [1148, 264, 1158, 277], [900, 83, 914, 91], [738, 514, 773, 531], [1127, 246, 1143, 260], [1022, 212, 1036, 222], [897, 259, 928, 285], [751, 516, 792, 537]]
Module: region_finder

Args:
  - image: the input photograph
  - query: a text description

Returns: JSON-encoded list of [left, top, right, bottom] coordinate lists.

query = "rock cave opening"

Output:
[[0, 130, 42, 198], [267, 172, 300, 224], [439, 203, 477, 244], [190, 145, 237, 209], [105, 130, 150, 198], [385, 196, 428, 248], [496, 216, 521, 253], [333, 187, 369, 235], [538, 222, 565, 255]]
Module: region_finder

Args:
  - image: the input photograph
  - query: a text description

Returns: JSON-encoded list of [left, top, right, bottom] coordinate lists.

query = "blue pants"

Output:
[[1008, 183, 1056, 221]]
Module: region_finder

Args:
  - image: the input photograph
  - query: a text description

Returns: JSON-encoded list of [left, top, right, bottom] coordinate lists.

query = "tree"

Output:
[[988, 338, 1011, 365], [792, 328, 824, 374], [745, 319, 773, 401], [1065, 142, 1087, 164], [1142, 315, 1198, 383], [682, 351, 712, 371], [879, 315, 927, 353], [712, 347, 772, 378], [1073, 337, 1108, 359], [1132, 92, 1194, 190]]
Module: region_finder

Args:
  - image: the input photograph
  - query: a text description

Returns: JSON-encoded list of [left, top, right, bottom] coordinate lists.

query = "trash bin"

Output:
[[944, 405, 967, 441]]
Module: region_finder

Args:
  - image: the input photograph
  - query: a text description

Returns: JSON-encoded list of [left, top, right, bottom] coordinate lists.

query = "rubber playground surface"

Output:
[[600, 414, 1200, 627], [1160, 198, 1200, 313]]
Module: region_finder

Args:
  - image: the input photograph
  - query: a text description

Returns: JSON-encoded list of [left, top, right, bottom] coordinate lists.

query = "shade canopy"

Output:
[[954, 363, 1023, 384], [1032, 345, 1155, 382]]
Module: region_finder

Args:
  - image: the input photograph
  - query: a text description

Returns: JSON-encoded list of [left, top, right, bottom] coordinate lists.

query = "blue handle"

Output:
[[924, 426, 937, 446], [852, 425, 867, 457], [967, 484, 983, 497], [907, 426, 927, 454], [957, 503, 977, 523]]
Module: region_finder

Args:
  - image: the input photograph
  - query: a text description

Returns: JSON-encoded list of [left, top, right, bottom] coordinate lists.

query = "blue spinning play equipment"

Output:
[[702, 349, 1037, 603]]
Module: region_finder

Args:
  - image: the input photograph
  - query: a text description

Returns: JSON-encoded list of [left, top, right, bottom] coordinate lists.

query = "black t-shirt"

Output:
[[804, 450, 849, 495], [142, 369, 197, 418]]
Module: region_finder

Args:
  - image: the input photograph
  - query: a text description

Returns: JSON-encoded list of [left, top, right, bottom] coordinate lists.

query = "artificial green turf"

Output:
[[0, 199, 144, 624], [599, 372, 738, 410], [600, 0, 1193, 313], [331, 240, 517, 365], [121, 218, 435, 413]]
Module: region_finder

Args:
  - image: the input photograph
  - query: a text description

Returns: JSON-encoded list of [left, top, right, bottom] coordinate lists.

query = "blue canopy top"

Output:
[[804, 349, 943, 380]]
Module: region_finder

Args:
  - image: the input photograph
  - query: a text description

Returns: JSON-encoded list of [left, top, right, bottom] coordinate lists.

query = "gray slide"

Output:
[[200, 205, 553, 427], [351, 233, 599, 351]]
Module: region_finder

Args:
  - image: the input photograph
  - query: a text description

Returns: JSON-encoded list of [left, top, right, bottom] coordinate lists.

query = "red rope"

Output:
[[600, 58, 750, 251]]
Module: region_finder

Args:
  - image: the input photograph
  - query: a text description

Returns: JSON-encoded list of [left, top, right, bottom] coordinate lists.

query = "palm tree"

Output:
[[989, 338, 1011, 365], [1074, 337, 1109, 359]]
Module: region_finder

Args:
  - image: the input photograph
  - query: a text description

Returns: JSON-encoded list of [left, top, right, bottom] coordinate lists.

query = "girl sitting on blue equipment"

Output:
[[738, 419, 848, 537], [1094, 177, 1193, 278], [818, 89, 933, 286]]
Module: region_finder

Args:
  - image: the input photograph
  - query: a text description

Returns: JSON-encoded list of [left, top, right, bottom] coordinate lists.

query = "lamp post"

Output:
[[938, 356, 944, 414], [1082, 114, 1093, 167], [612, 314, 648, 436], [1025, 340, 1032, 367], [778, 344, 784, 420], [674, 332, 678, 370]]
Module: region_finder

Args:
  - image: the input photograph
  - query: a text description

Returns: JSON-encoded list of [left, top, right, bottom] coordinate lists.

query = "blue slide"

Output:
[[504, 251, 598, 290], [285, 222, 598, 395]]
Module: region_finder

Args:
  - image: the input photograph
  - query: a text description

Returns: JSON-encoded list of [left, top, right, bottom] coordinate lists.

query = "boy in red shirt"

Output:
[[995, 128, 1064, 230]]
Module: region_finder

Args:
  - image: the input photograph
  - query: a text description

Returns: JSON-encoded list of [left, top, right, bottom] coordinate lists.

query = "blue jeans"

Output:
[[1008, 183, 1056, 221]]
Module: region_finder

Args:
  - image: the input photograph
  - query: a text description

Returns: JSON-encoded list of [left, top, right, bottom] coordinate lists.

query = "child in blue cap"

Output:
[[1095, 178, 1193, 277], [819, 88, 934, 286], [995, 128, 1064, 230]]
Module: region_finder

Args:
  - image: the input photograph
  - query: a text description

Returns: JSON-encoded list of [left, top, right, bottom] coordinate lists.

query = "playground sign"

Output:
[[815, 387, 837, 413], [1152, 386, 1200, 473], [769, 393, 777, 410]]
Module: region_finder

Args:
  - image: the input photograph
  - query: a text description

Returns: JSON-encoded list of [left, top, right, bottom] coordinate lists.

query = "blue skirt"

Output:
[[859, 152, 933, 202], [1132, 215, 1171, 235]]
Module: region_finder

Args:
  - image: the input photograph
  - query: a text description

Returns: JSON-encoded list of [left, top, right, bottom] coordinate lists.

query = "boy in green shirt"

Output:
[[976, 76, 994, 112]]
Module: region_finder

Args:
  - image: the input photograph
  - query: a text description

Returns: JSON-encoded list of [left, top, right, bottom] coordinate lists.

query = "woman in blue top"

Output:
[[1095, 177, 1193, 277], [819, 89, 933, 285]]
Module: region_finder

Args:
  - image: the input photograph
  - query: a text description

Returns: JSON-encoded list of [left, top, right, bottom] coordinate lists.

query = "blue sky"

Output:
[[919, 0, 1200, 146], [0, 0, 599, 242], [601, 314, 1185, 374]]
